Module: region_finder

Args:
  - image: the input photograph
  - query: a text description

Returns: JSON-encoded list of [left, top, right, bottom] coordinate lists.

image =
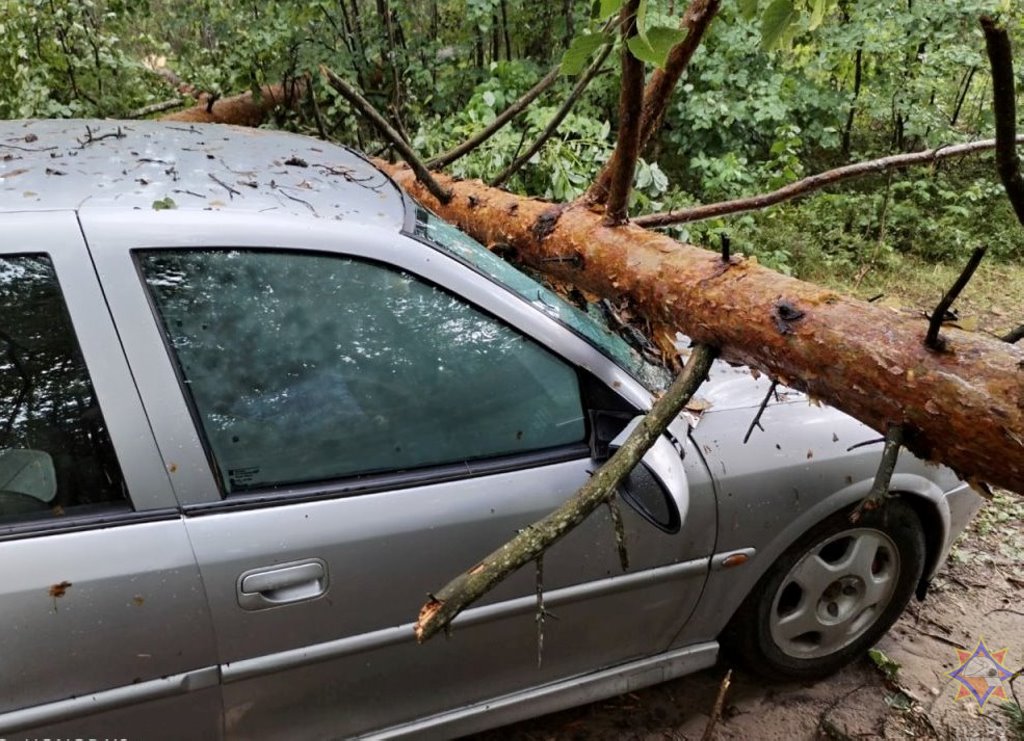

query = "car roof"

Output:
[[0, 119, 407, 228]]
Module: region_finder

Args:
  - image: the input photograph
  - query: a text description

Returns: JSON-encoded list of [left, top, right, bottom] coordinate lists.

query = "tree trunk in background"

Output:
[[383, 164, 1024, 496]]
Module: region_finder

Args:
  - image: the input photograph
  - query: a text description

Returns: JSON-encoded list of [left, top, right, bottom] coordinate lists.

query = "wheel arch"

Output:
[[678, 472, 950, 647]]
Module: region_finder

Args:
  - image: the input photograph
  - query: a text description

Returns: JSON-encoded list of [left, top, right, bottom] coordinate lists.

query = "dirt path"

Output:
[[472, 495, 1024, 741]]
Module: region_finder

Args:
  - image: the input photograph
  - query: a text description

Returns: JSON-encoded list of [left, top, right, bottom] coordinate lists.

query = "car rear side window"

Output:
[[139, 250, 586, 494], [0, 255, 129, 524]]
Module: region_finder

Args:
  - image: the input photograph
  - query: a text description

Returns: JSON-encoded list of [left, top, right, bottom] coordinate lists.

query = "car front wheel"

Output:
[[724, 500, 926, 680]]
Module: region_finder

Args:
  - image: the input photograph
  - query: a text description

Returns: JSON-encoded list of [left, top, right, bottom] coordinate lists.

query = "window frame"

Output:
[[0, 213, 182, 540]]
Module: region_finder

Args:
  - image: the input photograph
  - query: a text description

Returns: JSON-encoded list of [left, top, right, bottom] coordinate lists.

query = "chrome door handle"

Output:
[[237, 558, 329, 610]]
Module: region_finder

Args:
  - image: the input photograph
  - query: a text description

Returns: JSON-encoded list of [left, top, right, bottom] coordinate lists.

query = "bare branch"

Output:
[[413, 344, 718, 642], [850, 425, 904, 523], [925, 246, 986, 351], [590, 0, 721, 201], [320, 65, 451, 204], [127, 99, 183, 119], [701, 669, 733, 741], [634, 137, 1024, 228], [490, 45, 614, 187], [981, 15, 1024, 225], [426, 65, 561, 170], [594, 0, 645, 224]]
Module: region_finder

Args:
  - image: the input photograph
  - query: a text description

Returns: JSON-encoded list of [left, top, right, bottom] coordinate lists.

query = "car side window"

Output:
[[0, 255, 129, 524], [139, 250, 587, 494]]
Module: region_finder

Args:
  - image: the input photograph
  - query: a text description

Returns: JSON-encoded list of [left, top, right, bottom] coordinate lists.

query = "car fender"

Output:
[[673, 468, 951, 647]]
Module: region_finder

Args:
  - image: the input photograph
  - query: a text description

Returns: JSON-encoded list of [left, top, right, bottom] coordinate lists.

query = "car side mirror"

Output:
[[608, 417, 689, 534]]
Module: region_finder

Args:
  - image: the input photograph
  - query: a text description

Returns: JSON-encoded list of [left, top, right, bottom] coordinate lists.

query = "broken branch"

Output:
[[850, 424, 904, 523], [413, 344, 718, 642], [590, 0, 722, 201], [634, 137, 1024, 228], [320, 65, 451, 204], [925, 246, 986, 351], [588, 0, 644, 222], [426, 64, 561, 170], [701, 668, 732, 741], [981, 15, 1024, 225]]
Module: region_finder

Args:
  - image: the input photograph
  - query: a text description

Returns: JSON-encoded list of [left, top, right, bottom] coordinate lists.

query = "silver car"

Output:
[[0, 120, 981, 739]]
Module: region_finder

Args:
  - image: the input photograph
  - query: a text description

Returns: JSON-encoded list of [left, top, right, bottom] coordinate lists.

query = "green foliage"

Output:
[[1, 0, 1021, 274]]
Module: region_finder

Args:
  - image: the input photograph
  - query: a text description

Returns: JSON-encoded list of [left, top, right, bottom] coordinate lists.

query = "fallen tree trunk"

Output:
[[161, 81, 305, 126], [383, 163, 1024, 495]]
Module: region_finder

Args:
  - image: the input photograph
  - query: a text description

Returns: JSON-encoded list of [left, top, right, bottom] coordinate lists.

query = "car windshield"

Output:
[[412, 207, 672, 392]]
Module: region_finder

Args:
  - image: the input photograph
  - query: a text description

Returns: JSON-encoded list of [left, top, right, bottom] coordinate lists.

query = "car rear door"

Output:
[[82, 210, 717, 739], [0, 212, 220, 738]]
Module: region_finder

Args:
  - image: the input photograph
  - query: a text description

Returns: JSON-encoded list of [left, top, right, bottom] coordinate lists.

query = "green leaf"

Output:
[[627, 26, 686, 68], [808, 0, 828, 31], [561, 33, 607, 75], [648, 26, 687, 65], [738, 0, 759, 20], [152, 196, 177, 210], [760, 0, 799, 51], [598, 0, 624, 21]]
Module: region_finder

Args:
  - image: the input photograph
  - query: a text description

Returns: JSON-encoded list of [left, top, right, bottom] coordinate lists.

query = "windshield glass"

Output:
[[412, 207, 672, 392]]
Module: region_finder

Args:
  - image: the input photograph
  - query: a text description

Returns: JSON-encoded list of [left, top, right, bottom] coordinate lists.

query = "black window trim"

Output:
[[133, 246, 598, 503]]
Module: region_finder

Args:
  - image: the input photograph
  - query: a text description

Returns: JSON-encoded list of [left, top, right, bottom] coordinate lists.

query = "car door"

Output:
[[0, 212, 221, 739], [82, 210, 717, 739]]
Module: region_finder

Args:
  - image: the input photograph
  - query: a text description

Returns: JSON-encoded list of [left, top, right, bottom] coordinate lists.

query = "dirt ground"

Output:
[[472, 493, 1024, 741]]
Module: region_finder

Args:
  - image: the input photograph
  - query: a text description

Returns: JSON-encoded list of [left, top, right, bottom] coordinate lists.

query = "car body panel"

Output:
[[0, 212, 220, 737]]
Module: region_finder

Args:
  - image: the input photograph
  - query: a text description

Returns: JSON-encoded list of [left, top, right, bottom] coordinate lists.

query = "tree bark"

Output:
[[382, 164, 1024, 496], [588, 0, 721, 203]]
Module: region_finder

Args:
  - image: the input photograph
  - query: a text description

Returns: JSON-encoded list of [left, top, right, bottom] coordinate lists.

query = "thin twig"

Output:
[[634, 137, 1024, 228], [743, 380, 778, 444], [427, 64, 561, 170], [981, 16, 1024, 225], [606, 496, 630, 572], [850, 424, 904, 523], [700, 669, 732, 741], [208, 173, 241, 199], [490, 45, 613, 187], [319, 65, 451, 203], [925, 246, 986, 351], [535, 556, 545, 668]]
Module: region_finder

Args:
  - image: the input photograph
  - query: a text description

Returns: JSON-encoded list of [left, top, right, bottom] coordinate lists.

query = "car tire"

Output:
[[723, 499, 925, 681]]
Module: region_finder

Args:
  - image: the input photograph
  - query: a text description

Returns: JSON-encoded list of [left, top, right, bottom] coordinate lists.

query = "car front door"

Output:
[[0, 212, 220, 739], [83, 211, 717, 739]]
